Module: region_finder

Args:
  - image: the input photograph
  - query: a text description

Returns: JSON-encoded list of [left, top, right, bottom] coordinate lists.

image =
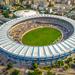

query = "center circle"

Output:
[[21, 27, 62, 46]]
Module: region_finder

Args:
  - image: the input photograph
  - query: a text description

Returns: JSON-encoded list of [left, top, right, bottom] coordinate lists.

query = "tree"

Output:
[[32, 63, 38, 69], [63, 65, 69, 70], [28, 70, 42, 75], [68, 57, 72, 62], [2, 10, 9, 18], [56, 60, 64, 68], [19, 0, 24, 4], [48, 1, 55, 8], [73, 60, 75, 63], [6, 63, 13, 70], [65, 57, 72, 64], [10, 69, 20, 75], [47, 70, 55, 75], [60, 60, 64, 66], [31, 0, 34, 4]]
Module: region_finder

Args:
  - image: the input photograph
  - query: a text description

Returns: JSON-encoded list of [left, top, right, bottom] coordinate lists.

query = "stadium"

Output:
[[0, 14, 75, 65]]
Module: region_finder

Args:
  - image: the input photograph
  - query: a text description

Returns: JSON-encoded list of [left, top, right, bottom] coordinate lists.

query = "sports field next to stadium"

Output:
[[22, 27, 62, 46]]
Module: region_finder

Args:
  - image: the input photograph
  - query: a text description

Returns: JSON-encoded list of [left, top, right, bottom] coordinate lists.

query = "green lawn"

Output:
[[22, 27, 62, 46]]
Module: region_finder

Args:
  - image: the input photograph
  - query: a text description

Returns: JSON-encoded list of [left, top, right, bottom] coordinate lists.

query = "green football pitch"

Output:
[[22, 27, 62, 46]]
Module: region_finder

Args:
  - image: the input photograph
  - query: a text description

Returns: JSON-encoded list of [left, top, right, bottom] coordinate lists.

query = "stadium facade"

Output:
[[0, 14, 75, 65]]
